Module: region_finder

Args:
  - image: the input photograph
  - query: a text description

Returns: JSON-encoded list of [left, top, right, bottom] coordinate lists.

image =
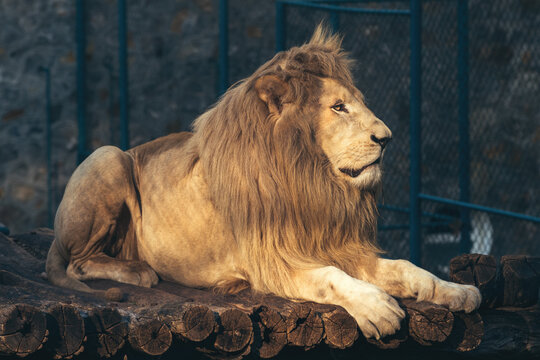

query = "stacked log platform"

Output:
[[0, 230, 539, 359]]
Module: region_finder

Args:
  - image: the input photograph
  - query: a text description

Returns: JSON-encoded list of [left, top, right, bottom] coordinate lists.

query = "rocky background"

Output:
[[0, 0, 538, 269]]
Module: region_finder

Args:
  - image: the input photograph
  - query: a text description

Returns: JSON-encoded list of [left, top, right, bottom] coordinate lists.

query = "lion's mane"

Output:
[[192, 28, 381, 296]]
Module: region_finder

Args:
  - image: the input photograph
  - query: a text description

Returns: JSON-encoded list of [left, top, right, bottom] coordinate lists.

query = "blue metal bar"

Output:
[[39, 66, 54, 228], [378, 204, 456, 221], [457, 0, 470, 254], [379, 204, 412, 214], [44, 68, 53, 228], [218, 0, 229, 95], [380, 224, 410, 231], [409, 0, 422, 265], [311, 0, 443, 3], [102, 56, 116, 145], [419, 193, 540, 223], [330, 11, 340, 32], [76, 0, 87, 164], [276, 1, 286, 52], [118, 0, 130, 150], [277, 1, 411, 15], [380, 222, 451, 231], [312, 0, 409, 3]]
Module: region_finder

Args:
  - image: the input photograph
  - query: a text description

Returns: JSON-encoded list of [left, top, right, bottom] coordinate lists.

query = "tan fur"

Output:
[[47, 26, 481, 339]]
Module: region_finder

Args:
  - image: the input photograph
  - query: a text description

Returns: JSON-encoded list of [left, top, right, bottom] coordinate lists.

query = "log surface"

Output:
[[1, 231, 539, 359]]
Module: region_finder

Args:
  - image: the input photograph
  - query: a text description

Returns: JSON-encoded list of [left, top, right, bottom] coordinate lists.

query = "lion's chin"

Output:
[[338, 158, 381, 179], [340, 164, 382, 188]]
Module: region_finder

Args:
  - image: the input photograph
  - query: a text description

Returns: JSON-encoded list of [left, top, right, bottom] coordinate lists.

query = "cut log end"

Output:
[[85, 307, 127, 358], [450, 254, 499, 307], [451, 311, 484, 352], [0, 304, 48, 357], [214, 308, 253, 353], [501, 255, 540, 307], [285, 304, 324, 349], [322, 309, 359, 349], [402, 299, 454, 346], [128, 319, 172, 356], [170, 305, 216, 342], [253, 306, 287, 358], [46, 304, 85, 359]]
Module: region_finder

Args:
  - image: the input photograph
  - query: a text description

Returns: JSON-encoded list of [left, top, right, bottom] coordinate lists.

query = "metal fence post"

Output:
[[409, 0, 422, 265], [330, 11, 340, 33], [118, 0, 130, 150], [218, 0, 229, 96], [39, 67, 54, 228], [76, 0, 87, 163], [275, 1, 286, 52], [458, 0, 471, 253]]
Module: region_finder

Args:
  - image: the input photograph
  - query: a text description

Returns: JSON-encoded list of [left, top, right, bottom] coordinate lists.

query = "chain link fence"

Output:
[[3, 0, 536, 272], [274, 0, 539, 278]]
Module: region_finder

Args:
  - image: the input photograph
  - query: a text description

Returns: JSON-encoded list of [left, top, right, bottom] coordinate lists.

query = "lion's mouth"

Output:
[[339, 158, 380, 178]]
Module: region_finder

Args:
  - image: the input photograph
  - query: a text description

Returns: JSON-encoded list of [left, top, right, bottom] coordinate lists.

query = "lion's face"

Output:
[[316, 78, 392, 188]]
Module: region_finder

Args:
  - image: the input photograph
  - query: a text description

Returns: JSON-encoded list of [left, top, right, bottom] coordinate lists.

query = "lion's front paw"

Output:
[[431, 281, 481, 313], [349, 290, 406, 340]]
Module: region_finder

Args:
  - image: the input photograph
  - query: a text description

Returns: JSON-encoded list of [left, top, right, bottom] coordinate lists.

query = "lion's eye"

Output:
[[331, 103, 348, 113]]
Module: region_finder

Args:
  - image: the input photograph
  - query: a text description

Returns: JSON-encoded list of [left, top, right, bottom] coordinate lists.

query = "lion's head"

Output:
[[193, 26, 391, 294]]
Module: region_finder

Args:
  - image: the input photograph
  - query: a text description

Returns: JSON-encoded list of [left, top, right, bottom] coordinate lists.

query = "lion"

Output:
[[46, 26, 480, 339]]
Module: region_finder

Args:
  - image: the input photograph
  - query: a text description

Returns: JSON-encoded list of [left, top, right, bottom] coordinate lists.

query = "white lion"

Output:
[[47, 27, 481, 339]]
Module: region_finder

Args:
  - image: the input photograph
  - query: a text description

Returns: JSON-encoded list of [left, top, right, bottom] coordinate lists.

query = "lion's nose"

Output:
[[370, 134, 392, 149]]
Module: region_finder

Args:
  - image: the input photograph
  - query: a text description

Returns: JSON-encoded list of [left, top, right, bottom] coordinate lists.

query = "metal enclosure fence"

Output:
[[264, 0, 540, 276]]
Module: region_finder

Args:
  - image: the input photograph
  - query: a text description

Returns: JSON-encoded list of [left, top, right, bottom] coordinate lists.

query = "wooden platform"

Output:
[[1, 229, 539, 359]]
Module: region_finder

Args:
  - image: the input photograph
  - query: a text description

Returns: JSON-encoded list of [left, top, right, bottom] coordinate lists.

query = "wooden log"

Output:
[[321, 309, 359, 349], [0, 233, 45, 280], [169, 304, 216, 342], [10, 228, 54, 260], [84, 307, 128, 358], [474, 305, 540, 358], [450, 254, 499, 307], [0, 304, 48, 357], [252, 305, 287, 358], [46, 304, 86, 359], [0, 269, 26, 287], [501, 255, 540, 307], [528, 257, 540, 277], [284, 303, 324, 349], [365, 320, 408, 350], [128, 318, 172, 356], [401, 299, 454, 346], [214, 308, 253, 354], [447, 311, 484, 352], [15, 229, 540, 358]]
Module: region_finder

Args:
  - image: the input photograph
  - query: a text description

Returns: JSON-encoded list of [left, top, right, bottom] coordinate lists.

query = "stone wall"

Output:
[[0, 0, 538, 262], [0, 0, 278, 234]]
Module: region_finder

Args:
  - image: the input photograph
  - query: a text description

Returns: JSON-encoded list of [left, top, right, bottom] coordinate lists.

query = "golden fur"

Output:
[[47, 26, 481, 339]]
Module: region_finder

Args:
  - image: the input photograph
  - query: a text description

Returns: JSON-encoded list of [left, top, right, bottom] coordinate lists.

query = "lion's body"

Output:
[[47, 27, 481, 339]]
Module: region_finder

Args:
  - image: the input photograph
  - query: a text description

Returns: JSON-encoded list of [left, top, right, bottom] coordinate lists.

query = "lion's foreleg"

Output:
[[361, 258, 481, 313], [289, 266, 405, 339]]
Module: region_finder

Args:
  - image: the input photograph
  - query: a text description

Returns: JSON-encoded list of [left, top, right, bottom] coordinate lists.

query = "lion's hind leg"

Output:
[[50, 146, 152, 292], [67, 254, 159, 288]]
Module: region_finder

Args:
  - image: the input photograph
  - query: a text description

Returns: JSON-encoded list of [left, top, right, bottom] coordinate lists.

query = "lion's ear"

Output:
[[254, 75, 289, 114]]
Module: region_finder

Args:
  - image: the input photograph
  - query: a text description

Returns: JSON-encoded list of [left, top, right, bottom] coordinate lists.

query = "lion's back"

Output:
[[128, 132, 194, 168]]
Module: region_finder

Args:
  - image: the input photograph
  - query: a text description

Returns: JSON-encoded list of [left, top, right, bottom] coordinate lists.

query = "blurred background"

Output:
[[0, 0, 538, 277]]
